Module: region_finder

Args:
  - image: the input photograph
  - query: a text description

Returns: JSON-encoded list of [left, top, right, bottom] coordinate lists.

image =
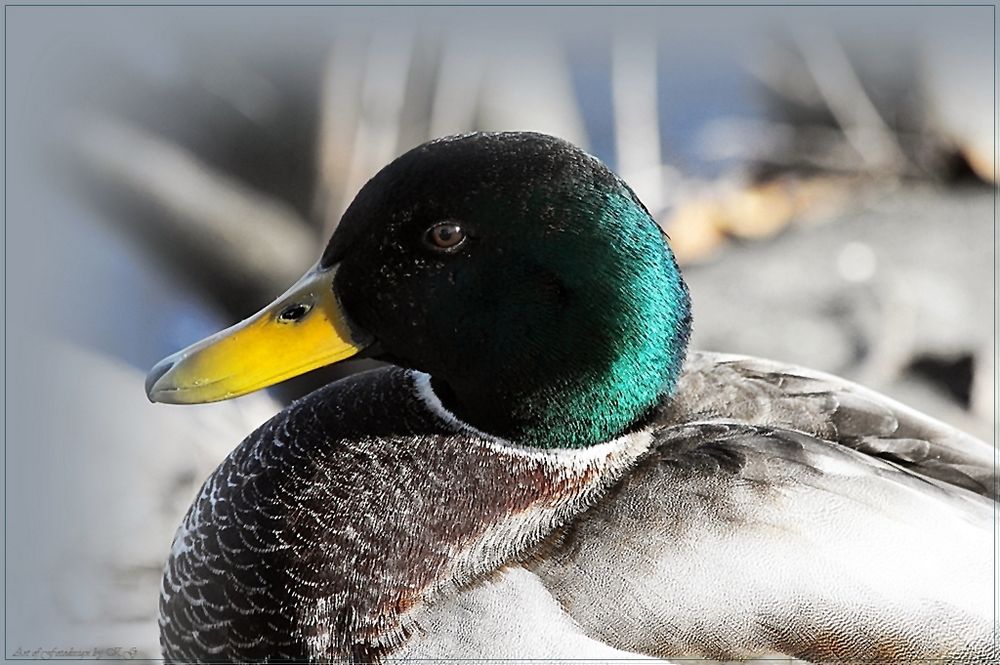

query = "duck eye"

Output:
[[277, 303, 312, 323], [424, 222, 467, 251]]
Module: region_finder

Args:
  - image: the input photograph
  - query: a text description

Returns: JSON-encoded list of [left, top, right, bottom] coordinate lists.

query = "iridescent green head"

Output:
[[147, 132, 691, 449]]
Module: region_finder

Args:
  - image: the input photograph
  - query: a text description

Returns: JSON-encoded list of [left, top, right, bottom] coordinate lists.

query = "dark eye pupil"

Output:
[[278, 303, 311, 322], [427, 222, 465, 250]]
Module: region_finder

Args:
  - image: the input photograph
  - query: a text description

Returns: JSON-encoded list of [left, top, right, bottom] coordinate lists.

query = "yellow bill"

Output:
[[145, 265, 366, 404]]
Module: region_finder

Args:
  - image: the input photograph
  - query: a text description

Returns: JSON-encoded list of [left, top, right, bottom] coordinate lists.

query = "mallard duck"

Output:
[[146, 132, 996, 663]]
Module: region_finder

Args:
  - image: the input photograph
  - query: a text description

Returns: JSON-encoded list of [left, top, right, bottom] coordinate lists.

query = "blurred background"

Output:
[[3, 4, 995, 658]]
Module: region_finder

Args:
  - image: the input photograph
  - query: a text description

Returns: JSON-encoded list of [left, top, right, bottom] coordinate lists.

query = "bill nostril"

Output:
[[278, 303, 312, 323]]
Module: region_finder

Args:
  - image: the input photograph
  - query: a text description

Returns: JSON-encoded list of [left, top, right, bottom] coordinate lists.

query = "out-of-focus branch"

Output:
[[73, 114, 317, 310], [790, 28, 910, 175], [699, 117, 913, 175], [326, 30, 416, 233], [612, 30, 664, 213], [429, 34, 486, 140], [317, 35, 369, 231], [317, 34, 589, 231]]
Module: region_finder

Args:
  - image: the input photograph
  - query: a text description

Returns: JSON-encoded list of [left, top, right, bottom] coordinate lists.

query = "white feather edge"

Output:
[[410, 369, 654, 469], [403, 370, 660, 659]]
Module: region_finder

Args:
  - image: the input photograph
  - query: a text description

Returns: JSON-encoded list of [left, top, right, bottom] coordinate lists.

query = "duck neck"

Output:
[[436, 229, 691, 449], [433, 363, 678, 449]]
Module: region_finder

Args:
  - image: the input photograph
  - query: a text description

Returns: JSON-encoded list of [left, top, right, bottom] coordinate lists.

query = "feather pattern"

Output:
[[663, 353, 994, 498], [160, 352, 997, 663], [160, 367, 655, 662]]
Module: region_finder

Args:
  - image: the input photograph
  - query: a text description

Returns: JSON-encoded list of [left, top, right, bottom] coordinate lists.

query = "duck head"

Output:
[[146, 132, 691, 449]]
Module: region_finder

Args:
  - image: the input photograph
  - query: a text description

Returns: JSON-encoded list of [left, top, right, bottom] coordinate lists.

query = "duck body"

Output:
[[149, 132, 997, 663], [160, 353, 995, 663]]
